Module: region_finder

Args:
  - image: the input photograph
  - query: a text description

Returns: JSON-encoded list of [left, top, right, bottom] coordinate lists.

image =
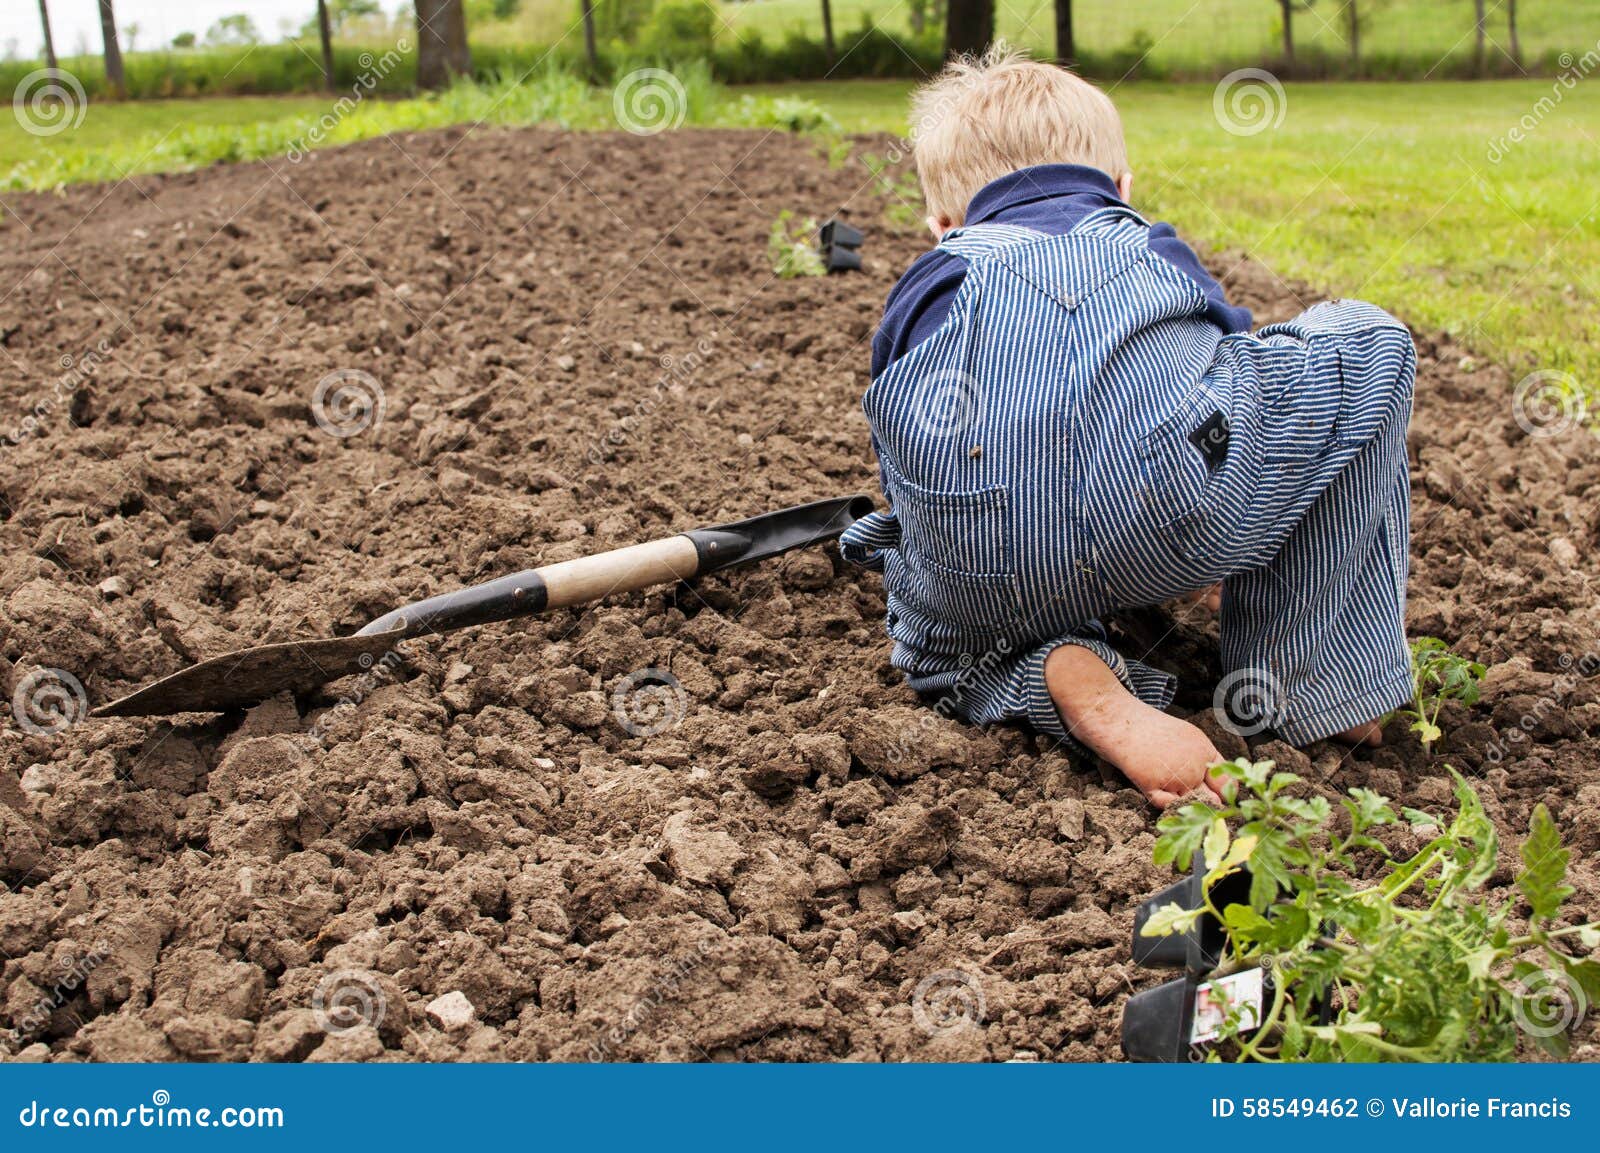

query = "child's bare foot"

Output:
[[1045, 645, 1227, 809], [1179, 583, 1222, 613], [1332, 719, 1384, 746]]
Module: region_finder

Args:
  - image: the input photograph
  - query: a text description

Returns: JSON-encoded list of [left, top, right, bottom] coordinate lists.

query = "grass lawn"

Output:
[[3, 76, 1593, 400], [0, 96, 329, 174]]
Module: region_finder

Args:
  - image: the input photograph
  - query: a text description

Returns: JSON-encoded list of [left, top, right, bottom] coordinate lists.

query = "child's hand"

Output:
[[1046, 644, 1227, 809]]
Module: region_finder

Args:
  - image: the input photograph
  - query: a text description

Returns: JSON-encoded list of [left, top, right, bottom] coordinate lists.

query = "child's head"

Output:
[[911, 45, 1131, 235]]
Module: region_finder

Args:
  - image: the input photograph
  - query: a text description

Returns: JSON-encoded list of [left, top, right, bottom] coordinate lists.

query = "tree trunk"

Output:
[[1054, 0, 1074, 65], [444, 0, 471, 78], [1346, 0, 1359, 61], [1473, 0, 1486, 74], [98, 0, 125, 99], [821, 0, 837, 61], [1507, 0, 1521, 67], [317, 0, 336, 92], [415, 0, 471, 90], [580, 0, 597, 72], [944, 0, 994, 58], [1279, 0, 1295, 60], [38, 0, 59, 74]]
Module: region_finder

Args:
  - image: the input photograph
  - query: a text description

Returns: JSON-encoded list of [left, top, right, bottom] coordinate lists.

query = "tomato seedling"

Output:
[[1143, 758, 1600, 1062], [1406, 635, 1487, 750], [767, 211, 826, 279]]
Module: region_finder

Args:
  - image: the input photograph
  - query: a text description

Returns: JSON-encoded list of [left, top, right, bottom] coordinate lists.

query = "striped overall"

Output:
[[841, 207, 1417, 746]]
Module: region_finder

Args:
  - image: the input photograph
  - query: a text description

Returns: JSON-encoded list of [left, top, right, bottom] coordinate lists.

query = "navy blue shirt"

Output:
[[871, 164, 1252, 379]]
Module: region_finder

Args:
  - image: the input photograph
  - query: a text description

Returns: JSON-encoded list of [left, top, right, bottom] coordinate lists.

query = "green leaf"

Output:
[[1203, 817, 1230, 872], [1578, 925, 1600, 950], [1221, 902, 1271, 938], [1462, 945, 1500, 982], [1517, 803, 1574, 923], [1410, 718, 1441, 746], [1343, 788, 1396, 834], [1153, 803, 1217, 872], [1139, 901, 1202, 939], [1553, 955, 1600, 1005]]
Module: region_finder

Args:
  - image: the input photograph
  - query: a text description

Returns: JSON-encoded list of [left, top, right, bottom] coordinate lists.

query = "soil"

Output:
[[0, 127, 1596, 1063]]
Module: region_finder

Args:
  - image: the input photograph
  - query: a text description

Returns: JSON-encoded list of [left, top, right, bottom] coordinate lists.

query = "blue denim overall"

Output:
[[841, 207, 1416, 745]]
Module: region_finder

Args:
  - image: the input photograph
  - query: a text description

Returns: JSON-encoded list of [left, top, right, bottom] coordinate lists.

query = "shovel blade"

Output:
[[90, 629, 406, 718]]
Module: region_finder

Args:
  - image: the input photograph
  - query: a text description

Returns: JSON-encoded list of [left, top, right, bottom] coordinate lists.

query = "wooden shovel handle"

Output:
[[536, 536, 700, 610]]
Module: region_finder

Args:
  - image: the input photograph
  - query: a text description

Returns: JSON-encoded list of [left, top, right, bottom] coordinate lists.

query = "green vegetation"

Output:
[[767, 210, 828, 277], [1146, 759, 1600, 1061], [6, 0, 1590, 103], [492, 0, 1583, 77], [1407, 637, 1488, 750]]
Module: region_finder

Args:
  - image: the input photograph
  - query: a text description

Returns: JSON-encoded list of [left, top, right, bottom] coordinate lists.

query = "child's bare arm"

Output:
[[1044, 644, 1226, 809]]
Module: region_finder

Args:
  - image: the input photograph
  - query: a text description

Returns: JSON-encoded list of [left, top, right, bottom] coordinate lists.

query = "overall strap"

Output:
[[1071, 204, 1152, 242], [935, 222, 1049, 260]]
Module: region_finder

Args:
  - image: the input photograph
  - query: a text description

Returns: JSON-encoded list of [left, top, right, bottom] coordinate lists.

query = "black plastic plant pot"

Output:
[[823, 244, 862, 273], [1122, 966, 1274, 1063], [1122, 973, 1199, 1063], [1132, 859, 1252, 974], [819, 219, 864, 249]]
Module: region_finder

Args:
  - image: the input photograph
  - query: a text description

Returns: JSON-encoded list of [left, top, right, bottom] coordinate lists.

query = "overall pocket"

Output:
[[1256, 336, 1344, 465], [884, 463, 1020, 631], [1136, 375, 1253, 576]]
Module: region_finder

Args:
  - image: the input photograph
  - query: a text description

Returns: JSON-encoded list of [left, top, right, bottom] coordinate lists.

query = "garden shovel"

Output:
[[91, 494, 874, 718]]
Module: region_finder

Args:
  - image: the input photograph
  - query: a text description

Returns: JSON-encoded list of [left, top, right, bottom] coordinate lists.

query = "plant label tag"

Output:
[[1190, 967, 1264, 1043]]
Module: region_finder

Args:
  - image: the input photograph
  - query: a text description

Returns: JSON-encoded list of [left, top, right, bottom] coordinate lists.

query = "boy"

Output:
[[840, 48, 1416, 808]]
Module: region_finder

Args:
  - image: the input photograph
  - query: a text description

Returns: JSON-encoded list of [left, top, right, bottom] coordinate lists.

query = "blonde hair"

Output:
[[910, 44, 1130, 226]]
